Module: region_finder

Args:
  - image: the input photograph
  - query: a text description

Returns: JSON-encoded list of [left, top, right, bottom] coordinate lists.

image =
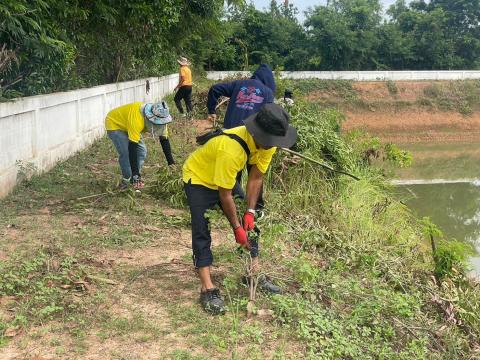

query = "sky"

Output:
[[251, 0, 400, 21]]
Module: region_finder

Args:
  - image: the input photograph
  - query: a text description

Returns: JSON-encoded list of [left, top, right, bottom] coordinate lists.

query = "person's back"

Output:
[[207, 64, 276, 129]]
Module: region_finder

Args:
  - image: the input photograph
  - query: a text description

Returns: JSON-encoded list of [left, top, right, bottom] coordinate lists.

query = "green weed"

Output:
[[386, 80, 399, 96]]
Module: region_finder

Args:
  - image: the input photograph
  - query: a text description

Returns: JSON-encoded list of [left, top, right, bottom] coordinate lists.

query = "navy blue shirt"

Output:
[[207, 64, 276, 129]]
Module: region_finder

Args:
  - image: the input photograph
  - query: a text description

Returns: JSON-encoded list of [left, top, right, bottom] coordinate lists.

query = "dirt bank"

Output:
[[309, 81, 480, 144]]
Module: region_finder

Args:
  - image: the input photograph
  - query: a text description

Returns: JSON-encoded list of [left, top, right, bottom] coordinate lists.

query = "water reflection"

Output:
[[397, 182, 480, 273]]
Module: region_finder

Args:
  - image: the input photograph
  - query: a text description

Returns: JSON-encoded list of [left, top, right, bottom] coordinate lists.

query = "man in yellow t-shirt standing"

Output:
[[182, 104, 297, 315], [105, 101, 175, 190], [174, 57, 193, 116]]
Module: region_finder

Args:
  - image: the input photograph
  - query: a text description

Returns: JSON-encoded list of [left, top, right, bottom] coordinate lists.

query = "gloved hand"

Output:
[[243, 211, 255, 231], [234, 226, 251, 250], [132, 175, 145, 190]]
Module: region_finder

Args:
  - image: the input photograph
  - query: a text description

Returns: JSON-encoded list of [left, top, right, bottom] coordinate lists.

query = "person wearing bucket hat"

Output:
[[105, 101, 175, 190], [174, 57, 193, 116], [182, 103, 296, 315]]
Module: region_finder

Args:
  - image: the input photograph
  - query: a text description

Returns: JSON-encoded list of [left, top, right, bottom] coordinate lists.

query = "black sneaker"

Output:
[[243, 274, 282, 295], [200, 288, 226, 315]]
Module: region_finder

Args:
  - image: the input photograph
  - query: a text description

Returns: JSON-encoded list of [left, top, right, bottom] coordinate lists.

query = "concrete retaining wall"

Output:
[[206, 70, 480, 81], [0, 74, 178, 198]]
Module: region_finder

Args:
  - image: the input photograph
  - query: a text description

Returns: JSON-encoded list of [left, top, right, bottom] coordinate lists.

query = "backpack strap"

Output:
[[224, 133, 250, 157]]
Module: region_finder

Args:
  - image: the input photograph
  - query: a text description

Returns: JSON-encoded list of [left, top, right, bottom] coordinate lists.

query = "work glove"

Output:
[[234, 226, 251, 250], [132, 175, 145, 190], [243, 211, 255, 231]]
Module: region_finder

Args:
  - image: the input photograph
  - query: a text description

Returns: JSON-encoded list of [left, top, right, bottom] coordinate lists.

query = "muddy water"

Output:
[[396, 181, 480, 274]]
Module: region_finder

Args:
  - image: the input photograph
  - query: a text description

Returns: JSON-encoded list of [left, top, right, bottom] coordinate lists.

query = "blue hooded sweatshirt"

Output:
[[207, 64, 276, 129]]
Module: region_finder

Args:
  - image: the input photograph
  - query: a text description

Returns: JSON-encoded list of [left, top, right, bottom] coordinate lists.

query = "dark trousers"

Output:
[[184, 181, 259, 268], [235, 164, 265, 210], [174, 85, 193, 114]]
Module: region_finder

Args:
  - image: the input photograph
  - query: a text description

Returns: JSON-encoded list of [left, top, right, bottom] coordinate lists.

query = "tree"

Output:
[[305, 0, 383, 70]]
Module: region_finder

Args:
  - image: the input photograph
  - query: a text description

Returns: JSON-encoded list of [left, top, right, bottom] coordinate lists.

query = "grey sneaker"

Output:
[[257, 274, 281, 294], [200, 288, 226, 315], [119, 178, 129, 191], [243, 274, 282, 295]]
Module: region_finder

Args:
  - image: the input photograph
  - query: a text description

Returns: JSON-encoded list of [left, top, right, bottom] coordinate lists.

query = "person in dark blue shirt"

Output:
[[206, 64, 276, 211], [207, 64, 276, 129]]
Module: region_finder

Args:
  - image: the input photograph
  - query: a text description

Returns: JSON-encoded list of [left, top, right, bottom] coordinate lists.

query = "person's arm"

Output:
[[218, 187, 241, 229], [128, 140, 140, 177], [207, 82, 236, 115], [246, 165, 263, 210], [175, 75, 184, 90], [265, 88, 275, 104], [175, 68, 185, 90], [219, 187, 251, 250], [242, 165, 263, 231]]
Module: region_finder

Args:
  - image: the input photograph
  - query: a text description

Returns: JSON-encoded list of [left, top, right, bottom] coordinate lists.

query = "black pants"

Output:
[[174, 85, 193, 114], [184, 181, 259, 268], [235, 164, 265, 210]]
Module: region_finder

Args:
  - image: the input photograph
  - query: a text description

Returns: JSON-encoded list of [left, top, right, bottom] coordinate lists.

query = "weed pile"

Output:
[[146, 92, 480, 358], [259, 100, 480, 358]]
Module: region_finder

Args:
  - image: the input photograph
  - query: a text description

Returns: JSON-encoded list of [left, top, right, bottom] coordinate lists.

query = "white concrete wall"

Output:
[[207, 70, 480, 81], [0, 74, 178, 198]]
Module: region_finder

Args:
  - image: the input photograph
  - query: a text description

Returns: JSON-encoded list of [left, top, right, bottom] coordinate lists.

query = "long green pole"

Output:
[[281, 147, 360, 181]]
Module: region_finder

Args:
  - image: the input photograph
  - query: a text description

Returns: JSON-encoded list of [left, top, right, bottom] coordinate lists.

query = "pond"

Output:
[[395, 180, 480, 275]]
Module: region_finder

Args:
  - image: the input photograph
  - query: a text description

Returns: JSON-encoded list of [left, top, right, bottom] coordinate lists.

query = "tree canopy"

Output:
[[1, 0, 479, 98]]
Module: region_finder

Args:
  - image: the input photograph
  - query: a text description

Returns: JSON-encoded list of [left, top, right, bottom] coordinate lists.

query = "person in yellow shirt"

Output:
[[174, 57, 193, 116], [182, 103, 297, 314], [105, 101, 175, 190]]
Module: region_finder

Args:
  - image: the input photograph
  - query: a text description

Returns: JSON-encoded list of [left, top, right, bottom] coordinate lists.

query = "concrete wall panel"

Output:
[[79, 95, 104, 132], [0, 75, 178, 198], [0, 113, 34, 170], [207, 70, 480, 81], [37, 102, 77, 152]]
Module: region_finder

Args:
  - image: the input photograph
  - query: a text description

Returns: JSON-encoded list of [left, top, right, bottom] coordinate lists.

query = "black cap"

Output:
[[243, 103, 297, 148]]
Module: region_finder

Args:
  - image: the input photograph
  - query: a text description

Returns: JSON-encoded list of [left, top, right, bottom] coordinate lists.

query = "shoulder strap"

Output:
[[224, 133, 250, 157]]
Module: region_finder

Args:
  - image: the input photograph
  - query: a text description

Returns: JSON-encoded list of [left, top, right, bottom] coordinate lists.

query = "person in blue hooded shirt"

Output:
[[206, 64, 276, 211], [206, 64, 276, 129]]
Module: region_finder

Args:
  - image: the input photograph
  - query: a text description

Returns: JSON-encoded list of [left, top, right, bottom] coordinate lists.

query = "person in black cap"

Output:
[[182, 103, 297, 315]]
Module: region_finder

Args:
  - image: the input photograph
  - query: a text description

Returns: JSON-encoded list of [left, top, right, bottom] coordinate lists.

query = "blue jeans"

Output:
[[107, 130, 147, 180]]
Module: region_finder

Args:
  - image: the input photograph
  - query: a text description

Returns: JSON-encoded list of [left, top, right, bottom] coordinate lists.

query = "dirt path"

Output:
[[0, 118, 301, 360]]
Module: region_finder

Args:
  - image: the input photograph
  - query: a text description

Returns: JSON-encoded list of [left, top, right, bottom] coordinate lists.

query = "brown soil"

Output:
[[337, 82, 480, 143], [343, 109, 480, 143], [352, 81, 437, 102]]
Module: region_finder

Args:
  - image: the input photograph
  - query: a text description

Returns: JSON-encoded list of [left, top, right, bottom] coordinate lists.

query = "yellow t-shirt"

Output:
[[105, 102, 145, 143], [182, 126, 276, 190], [180, 66, 192, 86]]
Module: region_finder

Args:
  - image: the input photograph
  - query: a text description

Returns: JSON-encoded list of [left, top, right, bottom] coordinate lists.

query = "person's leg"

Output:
[[137, 136, 147, 172], [184, 86, 193, 113], [107, 130, 132, 180], [174, 88, 185, 114], [184, 182, 226, 314], [184, 182, 220, 287]]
